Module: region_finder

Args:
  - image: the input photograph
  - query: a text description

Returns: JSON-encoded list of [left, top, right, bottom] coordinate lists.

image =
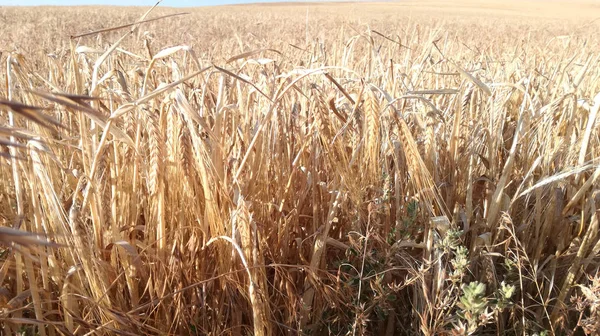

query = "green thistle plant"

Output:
[[450, 246, 469, 281], [457, 281, 489, 334], [495, 281, 516, 310]]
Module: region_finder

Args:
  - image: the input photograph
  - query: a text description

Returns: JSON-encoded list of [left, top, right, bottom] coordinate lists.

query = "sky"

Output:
[[0, 0, 289, 6]]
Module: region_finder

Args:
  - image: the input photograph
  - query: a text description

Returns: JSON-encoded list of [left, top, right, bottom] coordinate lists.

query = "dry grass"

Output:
[[1, 1, 600, 335]]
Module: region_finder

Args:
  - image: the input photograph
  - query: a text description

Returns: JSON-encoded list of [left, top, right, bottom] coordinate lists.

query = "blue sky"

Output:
[[0, 0, 289, 6]]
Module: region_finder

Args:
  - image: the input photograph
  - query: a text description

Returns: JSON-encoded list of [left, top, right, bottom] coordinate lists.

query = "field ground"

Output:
[[1, 0, 600, 335]]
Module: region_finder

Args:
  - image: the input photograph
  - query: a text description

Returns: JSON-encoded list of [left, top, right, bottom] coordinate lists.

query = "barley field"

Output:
[[1, 0, 600, 335]]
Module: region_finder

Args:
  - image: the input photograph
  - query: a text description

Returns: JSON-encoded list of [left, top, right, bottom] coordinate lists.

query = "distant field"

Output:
[[1, 1, 600, 335], [2, 0, 600, 54]]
